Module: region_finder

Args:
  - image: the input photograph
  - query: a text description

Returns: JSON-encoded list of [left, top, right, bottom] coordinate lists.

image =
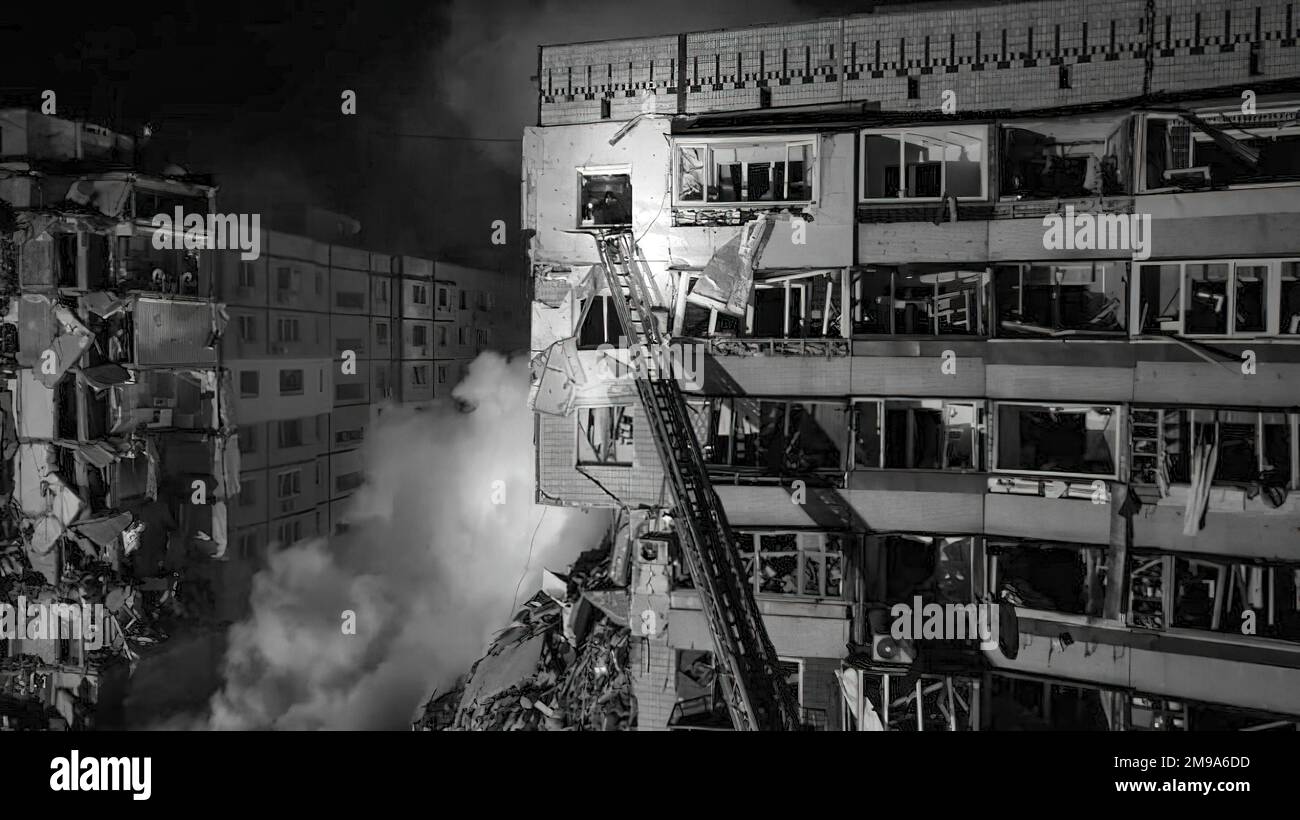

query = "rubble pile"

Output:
[[415, 544, 635, 732]]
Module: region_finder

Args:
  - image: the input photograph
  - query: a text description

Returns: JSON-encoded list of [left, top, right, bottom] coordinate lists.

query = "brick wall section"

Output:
[[539, 0, 1300, 125], [630, 636, 677, 730], [801, 657, 844, 732], [536, 406, 668, 507]]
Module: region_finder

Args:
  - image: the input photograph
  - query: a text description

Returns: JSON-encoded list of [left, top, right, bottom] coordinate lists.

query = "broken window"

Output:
[[579, 172, 633, 227], [850, 267, 987, 336], [1130, 408, 1297, 491], [995, 262, 1126, 336], [999, 114, 1131, 198], [1138, 257, 1295, 339], [994, 403, 1118, 478], [673, 137, 816, 205], [1140, 106, 1300, 191], [674, 270, 845, 339], [987, 675, 1111, 731], [990, 539, 1107, 617], [751, 281, 804, 337], [1170, 558, 1300, 643], [852, 399, 983, 471], [735, 531, 844, 598], [861, 126, 987, 201], [688, 397, 847, 474], [1133, 554, 1300, 644], [577, 294, 625, 348], [577, 405, 634, 465], [1136, 263, 1182, 333]]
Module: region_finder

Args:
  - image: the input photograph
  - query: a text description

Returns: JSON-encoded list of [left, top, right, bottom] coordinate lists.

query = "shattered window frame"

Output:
[[989, 538, 1109, 618], [1165, 556, 1300, 644], [672, 135, 818, 207], [1128, 407, 1298, 490], [849, 267, 990, 337], [1135, 259, 1288, 338], [851, 399, 985, 472], [576, 405, 635, 467], [688, 397, 849, 475], [674, 269, 849, 340], [734, 530, 846, 600], [576, 294, 624, 348], [998, 114, 1133, 199], [859, 125, 990, 202], [1137, 104, 1300, 193], [994, 262, 1128, 336], [992, 401, 1121, 480]]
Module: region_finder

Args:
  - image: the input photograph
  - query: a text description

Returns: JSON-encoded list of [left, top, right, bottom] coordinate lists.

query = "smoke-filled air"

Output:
[[197, 353, 608, 729]]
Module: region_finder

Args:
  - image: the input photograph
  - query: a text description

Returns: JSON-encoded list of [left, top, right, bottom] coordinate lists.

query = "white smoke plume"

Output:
[[201, 352, 608, 729]]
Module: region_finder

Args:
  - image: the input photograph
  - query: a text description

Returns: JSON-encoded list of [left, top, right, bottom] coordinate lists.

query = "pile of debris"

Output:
[[415, 546, 634, 731]]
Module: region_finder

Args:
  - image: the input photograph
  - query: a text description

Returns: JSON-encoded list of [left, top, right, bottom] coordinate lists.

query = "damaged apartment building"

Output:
[[527, 0, 1300, 731], [0, 109, 236, 729]]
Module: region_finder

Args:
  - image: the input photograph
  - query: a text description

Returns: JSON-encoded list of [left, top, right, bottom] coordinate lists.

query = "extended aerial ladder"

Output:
[[591, 229, 801, 731]]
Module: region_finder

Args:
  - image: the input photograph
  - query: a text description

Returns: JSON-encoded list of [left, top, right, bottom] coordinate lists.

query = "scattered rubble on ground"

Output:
[[414, 545, 634, 731]]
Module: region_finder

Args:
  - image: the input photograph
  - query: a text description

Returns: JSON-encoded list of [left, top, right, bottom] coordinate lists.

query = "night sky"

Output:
[[0, 0, 859, 269]]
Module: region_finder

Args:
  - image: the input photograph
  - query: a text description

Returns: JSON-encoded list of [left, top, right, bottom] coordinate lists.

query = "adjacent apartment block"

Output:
[[526, 0, 1300, 731], [0, 109, 235, 728], [218, 233, 525, 564]]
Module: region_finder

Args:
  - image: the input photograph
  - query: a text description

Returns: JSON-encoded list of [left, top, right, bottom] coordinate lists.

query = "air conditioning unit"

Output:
[[271, 344, 288, 354], [870, 632, 916, 665]]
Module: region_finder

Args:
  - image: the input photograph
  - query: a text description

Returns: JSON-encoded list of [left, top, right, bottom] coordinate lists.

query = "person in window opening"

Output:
[[594, 191, 629, 226]]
